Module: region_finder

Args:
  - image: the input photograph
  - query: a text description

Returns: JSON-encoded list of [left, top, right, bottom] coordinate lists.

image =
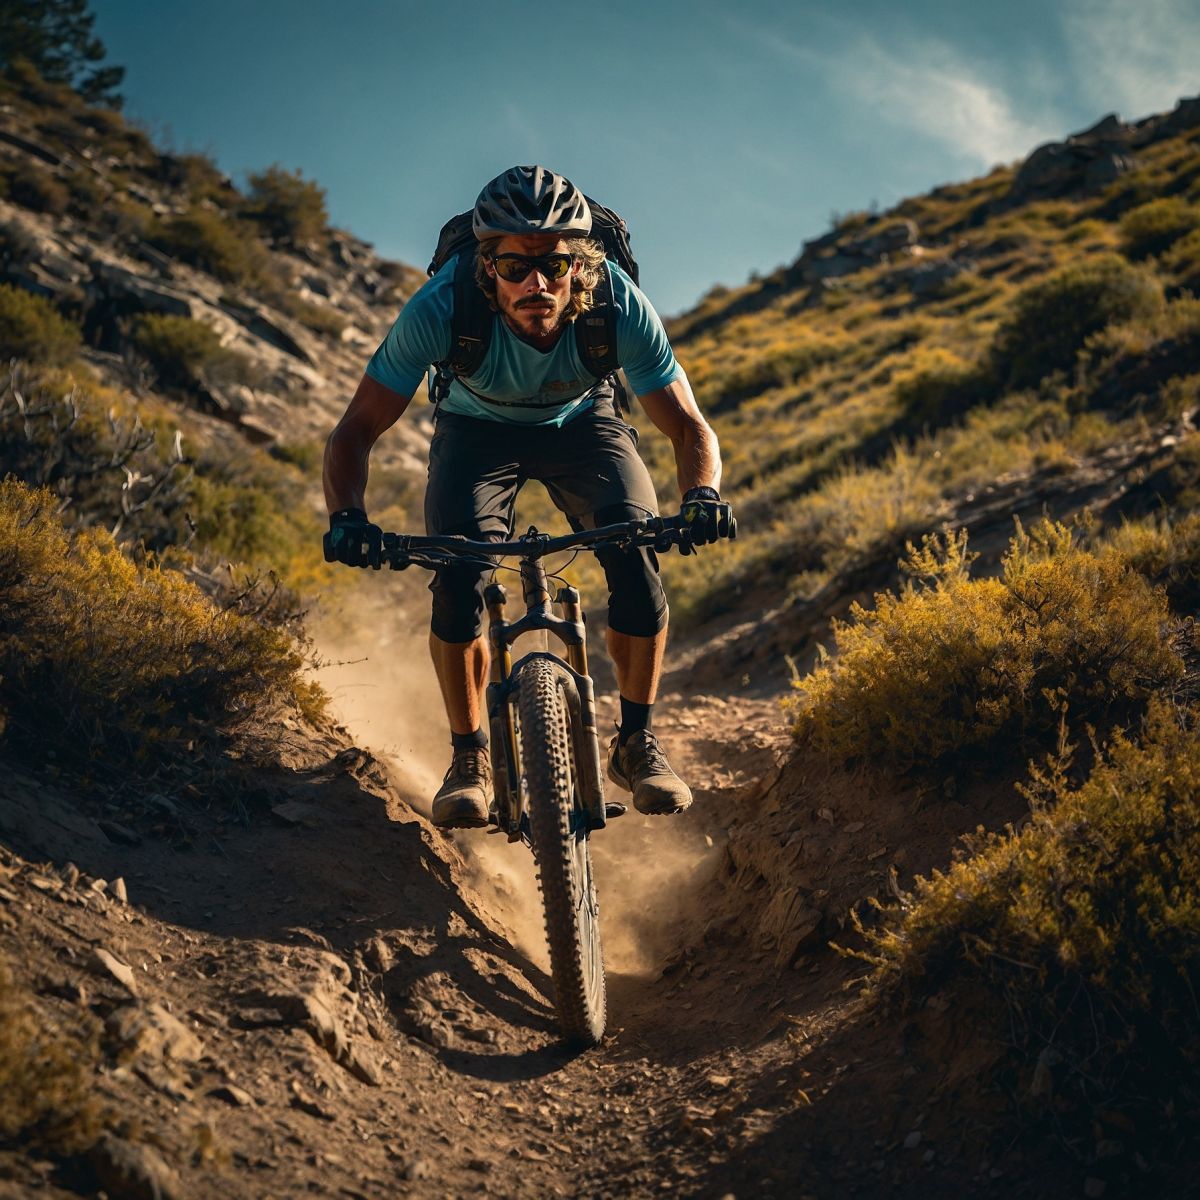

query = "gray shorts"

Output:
[[422, 399, 667, 641], [424, 399, 660, 537]]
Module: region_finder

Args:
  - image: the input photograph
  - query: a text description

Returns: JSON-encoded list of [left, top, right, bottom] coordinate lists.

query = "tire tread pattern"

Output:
[[517, 657, 606, 1045]]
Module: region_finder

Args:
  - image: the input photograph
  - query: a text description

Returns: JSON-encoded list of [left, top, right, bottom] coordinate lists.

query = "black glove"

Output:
[[323, 507, 383, 569], [678, 486, 736, 555]]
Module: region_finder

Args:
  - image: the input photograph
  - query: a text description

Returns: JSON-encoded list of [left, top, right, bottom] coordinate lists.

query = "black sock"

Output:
[[618, 697, 653, 746], [451, 727, 487, 751]]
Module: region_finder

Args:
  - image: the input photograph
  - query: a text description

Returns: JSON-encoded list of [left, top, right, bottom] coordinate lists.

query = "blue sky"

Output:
[[92, 0, 1199, 316]]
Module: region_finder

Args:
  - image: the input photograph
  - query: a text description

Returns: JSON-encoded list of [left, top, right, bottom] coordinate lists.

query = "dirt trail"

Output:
[[0, 583, 1056, 1199]]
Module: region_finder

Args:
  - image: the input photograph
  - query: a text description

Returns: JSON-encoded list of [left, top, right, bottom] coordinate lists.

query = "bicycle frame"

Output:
[[377, 516, 694, 841], [483, 557, 608, 843]]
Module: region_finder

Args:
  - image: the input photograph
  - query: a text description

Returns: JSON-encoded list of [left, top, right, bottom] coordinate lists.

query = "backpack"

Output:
[[425, 197, 639, 410]]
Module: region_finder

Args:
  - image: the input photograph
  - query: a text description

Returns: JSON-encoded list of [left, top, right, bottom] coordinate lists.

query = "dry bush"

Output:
[[130, 313, 258, 394], [4, 161, 70, 215], [855, 699, 1200, 1176], [0, 283, 80, 365], [148, 207, 271, 288], [0, 363, 190, 547], [1162, 227, 1200, 291], [0, 953, 103, 1153], [0, 479, 321, 767], [1105, 512, 1200, 616], [892, 350, 996, 431], [1119, 197, 1200, 260], [791, 522, 1181, 772], [992, 256, 1163, 389], [245, 165, 328, 247]]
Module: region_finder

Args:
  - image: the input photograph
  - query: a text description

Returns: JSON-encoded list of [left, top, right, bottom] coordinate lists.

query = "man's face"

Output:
[[485, 233, 580, 343]]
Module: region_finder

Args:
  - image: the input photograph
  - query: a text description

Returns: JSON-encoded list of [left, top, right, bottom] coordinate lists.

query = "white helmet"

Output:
[[472, 165, 592, 239]]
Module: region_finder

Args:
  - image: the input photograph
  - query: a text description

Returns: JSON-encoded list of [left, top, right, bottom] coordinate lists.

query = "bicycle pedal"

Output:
[[604, 802, 628, 819]]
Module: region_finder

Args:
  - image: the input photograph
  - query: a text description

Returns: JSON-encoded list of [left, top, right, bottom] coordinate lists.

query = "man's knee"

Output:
[[428, 523, 501, 642], [429, 568, 486, 642], [593, 503, 667, 638]]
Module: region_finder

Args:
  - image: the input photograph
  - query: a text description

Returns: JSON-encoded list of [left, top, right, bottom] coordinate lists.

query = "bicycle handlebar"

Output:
[[379, 515, 691, 571]]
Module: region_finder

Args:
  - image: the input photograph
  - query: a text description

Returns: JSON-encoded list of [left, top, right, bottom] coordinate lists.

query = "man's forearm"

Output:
[[637, 374, 724, 498], [322, 373, 412, 514], [673, 420, 722, 497], [323, 422, 373, 513]]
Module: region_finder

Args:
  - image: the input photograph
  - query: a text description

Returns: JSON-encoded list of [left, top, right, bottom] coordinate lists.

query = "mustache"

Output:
[[515, 293, 556, 309]]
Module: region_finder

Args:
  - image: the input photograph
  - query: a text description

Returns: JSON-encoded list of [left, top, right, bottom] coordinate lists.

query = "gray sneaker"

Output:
[[432, 748, 492, 829], [607, 731, 693, 815]]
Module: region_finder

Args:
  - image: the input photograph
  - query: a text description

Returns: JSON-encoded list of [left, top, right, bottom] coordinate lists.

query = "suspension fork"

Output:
[[555, 584, 607, 831], [484, 582, 520, 837]]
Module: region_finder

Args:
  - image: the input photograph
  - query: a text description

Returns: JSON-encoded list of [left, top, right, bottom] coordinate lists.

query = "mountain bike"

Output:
[[378, 516, 690, 1046]]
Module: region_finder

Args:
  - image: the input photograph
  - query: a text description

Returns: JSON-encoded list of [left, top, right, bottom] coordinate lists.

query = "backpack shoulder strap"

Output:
[[441, 249, 491, 378], [574, 262, 620, 378]]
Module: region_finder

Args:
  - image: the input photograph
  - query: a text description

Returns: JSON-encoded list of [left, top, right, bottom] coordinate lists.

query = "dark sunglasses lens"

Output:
[[493, 253, 572, 282], [493, 256, 533, 282], [539, 254, 571, 280]]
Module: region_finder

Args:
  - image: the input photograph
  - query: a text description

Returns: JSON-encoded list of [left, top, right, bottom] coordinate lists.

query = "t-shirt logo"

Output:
[[543, 379, 580, 393]]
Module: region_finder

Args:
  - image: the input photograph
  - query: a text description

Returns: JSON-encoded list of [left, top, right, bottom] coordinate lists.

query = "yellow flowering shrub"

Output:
[[0, 479, 322, 765], [791, 522, 1181, 771]]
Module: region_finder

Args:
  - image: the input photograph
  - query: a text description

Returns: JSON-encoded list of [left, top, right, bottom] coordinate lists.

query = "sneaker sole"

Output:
[[609, 756, 692, 815], [431, 796, 491, 830]]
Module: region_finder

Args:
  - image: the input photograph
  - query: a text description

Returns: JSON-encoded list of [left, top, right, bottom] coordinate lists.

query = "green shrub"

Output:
[[0, 953, 103, 1153], [855, 699, 1200, 1171], [130, 313, 256, 393], [1120, 197, 1200, 260], [0, 479, 319, 765], [0, 220, 38, 269], [279, 293, 347, 338], [992, 256, 1163, 389], [0, 284, 80, 364], [245, 165, 328, 247], [790, 522, 1182, 772], [6, 162, 69, 215], [1162, 227, 1200, 291], [893, 355, 996, 430], [148, 207, 270, 287], [157, 152, 235, 205]]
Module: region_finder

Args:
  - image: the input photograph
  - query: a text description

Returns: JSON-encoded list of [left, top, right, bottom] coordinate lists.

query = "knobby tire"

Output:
[[517, 657, 606, 1045]]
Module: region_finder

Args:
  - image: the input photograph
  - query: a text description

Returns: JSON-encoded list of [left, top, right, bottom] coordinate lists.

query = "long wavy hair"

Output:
[[474, 236, 606, 322]]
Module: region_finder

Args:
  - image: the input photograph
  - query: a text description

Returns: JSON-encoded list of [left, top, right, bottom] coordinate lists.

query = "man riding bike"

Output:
[[322, 165, 733, 830]]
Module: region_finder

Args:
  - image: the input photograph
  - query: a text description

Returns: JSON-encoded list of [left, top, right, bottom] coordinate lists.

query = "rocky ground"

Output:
[[0, 643, 1089, 1199]]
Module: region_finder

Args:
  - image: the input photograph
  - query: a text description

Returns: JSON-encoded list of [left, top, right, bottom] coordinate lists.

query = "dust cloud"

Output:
[[310, 580, 718, 979]]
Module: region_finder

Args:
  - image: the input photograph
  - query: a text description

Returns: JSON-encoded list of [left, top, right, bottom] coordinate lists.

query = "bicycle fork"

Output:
[[483, 558, 608, 842]]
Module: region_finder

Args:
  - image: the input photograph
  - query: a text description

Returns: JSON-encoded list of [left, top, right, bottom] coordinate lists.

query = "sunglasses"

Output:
[[490, 252, 575, 283]]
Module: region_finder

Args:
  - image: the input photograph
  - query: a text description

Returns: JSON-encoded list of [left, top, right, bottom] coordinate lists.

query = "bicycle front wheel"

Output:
[[517, 657, 606, 1045]]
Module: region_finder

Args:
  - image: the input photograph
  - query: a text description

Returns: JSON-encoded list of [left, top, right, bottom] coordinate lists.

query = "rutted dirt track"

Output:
[[0, 643, 1058, 1199]]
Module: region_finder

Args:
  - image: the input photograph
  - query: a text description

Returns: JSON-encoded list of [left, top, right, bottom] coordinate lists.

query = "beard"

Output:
[[502, 291, 568, 340]]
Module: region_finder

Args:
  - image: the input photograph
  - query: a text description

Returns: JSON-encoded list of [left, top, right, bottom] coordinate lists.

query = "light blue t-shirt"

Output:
[[364, 258, 681, 427]]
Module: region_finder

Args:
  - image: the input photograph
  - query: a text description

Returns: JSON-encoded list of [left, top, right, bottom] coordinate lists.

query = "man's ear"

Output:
[[484, 258, 496, 278]]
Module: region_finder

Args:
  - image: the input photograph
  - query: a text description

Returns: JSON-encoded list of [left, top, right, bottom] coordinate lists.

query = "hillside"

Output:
[[2, 51, 1200, 1200]]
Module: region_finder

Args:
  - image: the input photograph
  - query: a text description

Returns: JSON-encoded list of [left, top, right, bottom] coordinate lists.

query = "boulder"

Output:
[[107, 1002, 204, 1064], [843, 219, 919, 259], [89, 261, 195, 318], [1005, 113, 1136, 204]]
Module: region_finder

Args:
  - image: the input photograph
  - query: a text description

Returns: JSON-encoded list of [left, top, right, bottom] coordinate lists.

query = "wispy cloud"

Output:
[[1062, 0, 1200, 120], [767, 27, 1055, 169]]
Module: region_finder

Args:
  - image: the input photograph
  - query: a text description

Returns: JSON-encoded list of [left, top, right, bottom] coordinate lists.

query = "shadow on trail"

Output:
[[0, 743, 566, 1052]]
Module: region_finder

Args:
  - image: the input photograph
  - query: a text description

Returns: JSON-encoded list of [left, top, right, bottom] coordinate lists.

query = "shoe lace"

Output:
[[445, 747, 490, 782], [628, 731, 671, 775]]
